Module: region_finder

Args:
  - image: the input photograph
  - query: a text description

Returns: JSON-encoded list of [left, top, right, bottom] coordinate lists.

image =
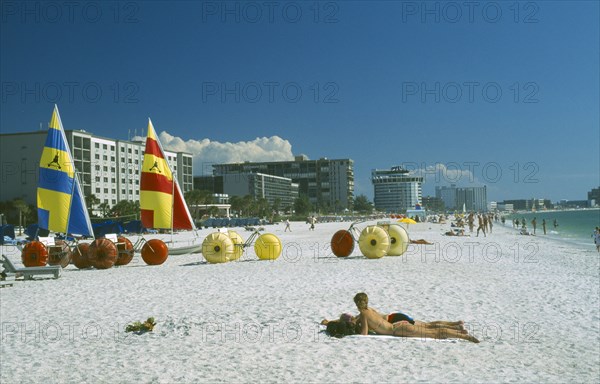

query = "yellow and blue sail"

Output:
[[37, 106, 93, 236]]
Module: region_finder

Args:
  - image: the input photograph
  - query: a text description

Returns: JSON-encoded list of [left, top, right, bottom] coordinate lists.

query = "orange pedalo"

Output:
[[141, 239, 168, 265], [330, 230, 355, 257], [115, 236, 134, 266], [47, 240, 72, 268], [72, 243, 91, 269], [21, 241, 49, 267], [88, 238, 118, 269]]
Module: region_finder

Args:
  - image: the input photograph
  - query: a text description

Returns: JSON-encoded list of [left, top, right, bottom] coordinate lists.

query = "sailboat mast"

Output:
[[171, 169, 175, 244]]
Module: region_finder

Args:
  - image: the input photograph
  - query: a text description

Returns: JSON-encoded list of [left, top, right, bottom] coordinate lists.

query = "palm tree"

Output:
[[98, 202, 110, 218], [85, 194, 100, 217]]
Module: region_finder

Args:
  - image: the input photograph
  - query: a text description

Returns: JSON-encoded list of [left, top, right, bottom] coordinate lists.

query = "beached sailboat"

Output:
[[37, 105, 94, 238], [140, 119, 201, 255], [21, 105, 96, 268]]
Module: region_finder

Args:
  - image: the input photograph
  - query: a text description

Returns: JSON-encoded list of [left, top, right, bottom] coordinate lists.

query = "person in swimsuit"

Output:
[[321, 312, 462, 329], [353, 292, 479, 342]]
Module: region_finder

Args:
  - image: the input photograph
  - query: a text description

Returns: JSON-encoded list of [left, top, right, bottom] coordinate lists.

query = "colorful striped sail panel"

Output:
[[140, 119, 195, 230], [37, 105, 93, 236]]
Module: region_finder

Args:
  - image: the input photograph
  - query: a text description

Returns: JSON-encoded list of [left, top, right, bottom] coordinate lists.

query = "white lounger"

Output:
[[1, 255, 62, 280]]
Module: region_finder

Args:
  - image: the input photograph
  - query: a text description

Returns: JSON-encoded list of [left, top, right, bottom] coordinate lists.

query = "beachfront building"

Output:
[[371, 166, 423, 213], [435, 184, 458, 210], [502, 198, 553, 211], [195, 173, 299, 210], [421, 196, 445, 212], [211, 155, 354, 211], [0, 130, 193, 213], [588, 187, 599, 207], [456, 186, 487, 212], [436, 184, 488, 212]]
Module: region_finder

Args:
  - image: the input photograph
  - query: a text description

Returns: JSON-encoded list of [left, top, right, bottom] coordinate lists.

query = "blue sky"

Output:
[[1, 1, 598, 202]]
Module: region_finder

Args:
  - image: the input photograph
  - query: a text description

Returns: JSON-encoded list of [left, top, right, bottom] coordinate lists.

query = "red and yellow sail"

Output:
[[140, 119, 195, 230]]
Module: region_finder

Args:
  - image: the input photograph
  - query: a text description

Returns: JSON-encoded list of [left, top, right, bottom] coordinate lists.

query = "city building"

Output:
[[194, 175, 224, 194], [371, 166, 423, 213], [501, 199, 553, 211], [436, 184, 488, 212], [211, 155, 354, 211], [222, 172, 299, 210], [421, 196, 445, 212], [0, 130, 193, 214], [588, 187, 599, 207], [496, 203, 514, 212], [456, 186, 487, 212], [435, 184, 458, 210]]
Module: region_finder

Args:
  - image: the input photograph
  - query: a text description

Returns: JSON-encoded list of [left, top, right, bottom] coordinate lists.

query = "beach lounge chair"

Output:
[[0, 255, 62, 280]]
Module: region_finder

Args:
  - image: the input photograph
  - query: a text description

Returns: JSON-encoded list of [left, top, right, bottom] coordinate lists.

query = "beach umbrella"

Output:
[[398, 218, 417, 225]]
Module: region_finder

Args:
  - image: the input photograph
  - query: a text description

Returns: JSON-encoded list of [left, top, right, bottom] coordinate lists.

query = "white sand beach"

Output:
[[1, 220, 599, 383]]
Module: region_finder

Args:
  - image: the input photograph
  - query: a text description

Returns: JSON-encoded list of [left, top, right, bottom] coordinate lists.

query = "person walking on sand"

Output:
[[284, 219, 291, 232], [487, 214, 493, 234], [542, 219, 547, 235], [468, 212, 474, 233], [592, 227, 600, 252], [352, 293, 479, 342], [476, 214, 486, 237], [531, 217, 537, 235], [309, 216, 316, 231]]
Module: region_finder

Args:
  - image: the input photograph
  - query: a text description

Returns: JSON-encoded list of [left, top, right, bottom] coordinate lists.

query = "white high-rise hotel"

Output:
[[0, 130, 193, 213], [371, 166, 423, 213]]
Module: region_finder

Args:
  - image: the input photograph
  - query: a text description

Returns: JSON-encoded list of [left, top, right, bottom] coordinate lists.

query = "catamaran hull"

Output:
[[167, 244, 202, 255]]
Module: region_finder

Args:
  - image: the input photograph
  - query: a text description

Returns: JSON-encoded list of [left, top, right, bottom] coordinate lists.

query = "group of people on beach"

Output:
[[321, 292, 479, 343], [445, 212, 496, 237], [512, 217, 558, 236]]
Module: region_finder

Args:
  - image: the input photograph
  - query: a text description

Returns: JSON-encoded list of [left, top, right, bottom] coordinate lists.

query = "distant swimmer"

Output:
[[553, 219, 559, 228], [542, 219, 547, 235]]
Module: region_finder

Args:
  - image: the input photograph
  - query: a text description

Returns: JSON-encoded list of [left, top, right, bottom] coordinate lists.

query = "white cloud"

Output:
[[133, 131, 295, 175]]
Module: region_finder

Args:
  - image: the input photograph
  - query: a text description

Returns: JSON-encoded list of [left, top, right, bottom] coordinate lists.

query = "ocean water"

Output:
[[507, 209, 600, 249]]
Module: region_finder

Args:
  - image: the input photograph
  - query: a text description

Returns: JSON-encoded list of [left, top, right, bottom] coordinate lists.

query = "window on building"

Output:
[[95, 143, 99, 148], [103, 144, 107, 150]]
